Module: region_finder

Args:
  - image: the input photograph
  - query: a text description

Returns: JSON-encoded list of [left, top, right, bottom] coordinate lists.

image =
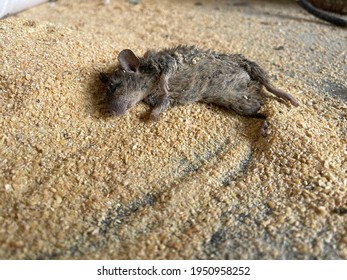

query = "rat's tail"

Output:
[[236, 55, 299, 107]]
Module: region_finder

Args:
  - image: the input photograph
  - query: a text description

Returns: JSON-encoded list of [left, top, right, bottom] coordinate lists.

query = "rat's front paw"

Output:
[[260, 120, 269, 137], [149, 112, 160, 122]]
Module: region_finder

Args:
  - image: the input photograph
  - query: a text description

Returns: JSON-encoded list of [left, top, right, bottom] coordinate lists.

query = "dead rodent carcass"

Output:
[[99, 45, 299, 124]]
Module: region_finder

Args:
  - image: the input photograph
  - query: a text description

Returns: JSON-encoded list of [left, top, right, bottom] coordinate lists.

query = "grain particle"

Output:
[[4, 184, 13, 192], [267, 201, 276, 210]]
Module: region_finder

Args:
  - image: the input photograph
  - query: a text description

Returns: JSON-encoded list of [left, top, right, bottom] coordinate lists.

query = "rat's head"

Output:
[[100, 49, 151, 116]]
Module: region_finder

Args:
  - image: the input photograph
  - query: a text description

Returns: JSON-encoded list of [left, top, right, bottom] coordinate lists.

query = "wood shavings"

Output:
[[0, 0, 346, 260]]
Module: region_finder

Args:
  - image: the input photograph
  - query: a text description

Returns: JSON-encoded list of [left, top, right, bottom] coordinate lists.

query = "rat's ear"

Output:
[[118, 49, 140, 73]]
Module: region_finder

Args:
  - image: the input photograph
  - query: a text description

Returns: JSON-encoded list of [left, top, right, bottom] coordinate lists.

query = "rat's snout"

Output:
[[109, 101, 128, 116], [109, 99, 135, 117]]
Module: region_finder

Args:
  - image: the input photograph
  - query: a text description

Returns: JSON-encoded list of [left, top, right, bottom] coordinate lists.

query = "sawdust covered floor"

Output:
[[0, 0, 346, 259]]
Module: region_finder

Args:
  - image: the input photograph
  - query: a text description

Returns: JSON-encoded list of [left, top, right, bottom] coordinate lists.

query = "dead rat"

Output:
[[99, 45, 299, 123]]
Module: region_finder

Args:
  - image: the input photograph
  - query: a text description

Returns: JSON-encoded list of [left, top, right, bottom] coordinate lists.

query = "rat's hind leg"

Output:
[[228, 92, 265, 119], [228, 92, 269, 137]]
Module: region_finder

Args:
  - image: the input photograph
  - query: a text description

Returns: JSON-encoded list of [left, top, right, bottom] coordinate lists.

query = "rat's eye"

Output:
[[107, 82, 121, 92], [107, 84, 114, 92]]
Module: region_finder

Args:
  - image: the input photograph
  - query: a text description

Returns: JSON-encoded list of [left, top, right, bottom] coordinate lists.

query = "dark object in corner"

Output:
[[297, 0, 347, 27]]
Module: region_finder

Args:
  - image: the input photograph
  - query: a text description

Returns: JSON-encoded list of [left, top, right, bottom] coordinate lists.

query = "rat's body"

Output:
[[100, 45, 298, 121]]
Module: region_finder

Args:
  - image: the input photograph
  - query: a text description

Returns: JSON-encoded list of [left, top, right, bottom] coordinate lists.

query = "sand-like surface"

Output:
[[0, 0, 346, 259]]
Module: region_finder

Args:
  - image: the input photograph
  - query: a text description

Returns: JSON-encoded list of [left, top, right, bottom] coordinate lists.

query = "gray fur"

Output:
[[100, 45, 299, 121]]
